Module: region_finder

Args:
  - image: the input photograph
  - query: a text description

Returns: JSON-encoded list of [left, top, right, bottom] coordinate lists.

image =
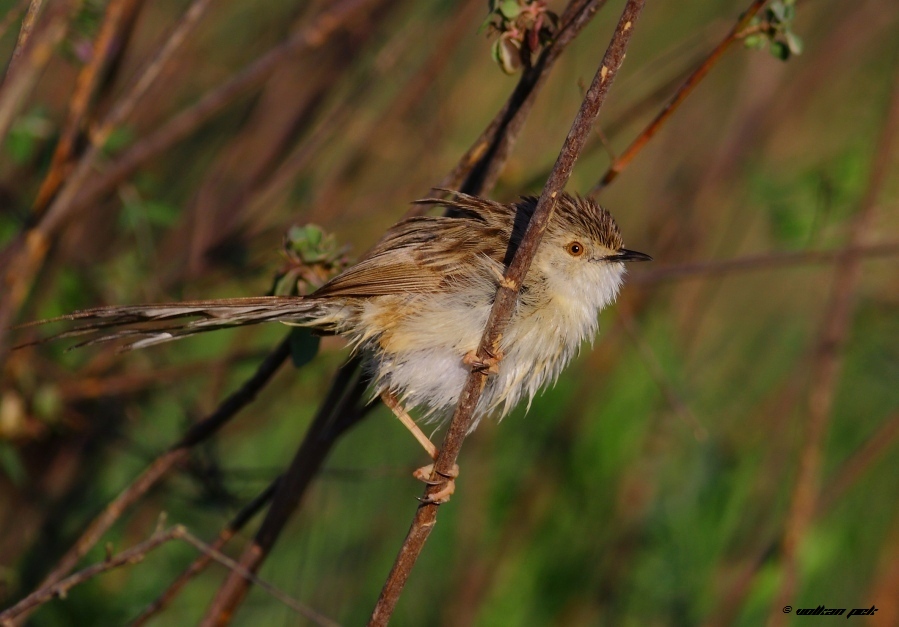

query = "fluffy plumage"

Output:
[[26, 191, 649, 429]]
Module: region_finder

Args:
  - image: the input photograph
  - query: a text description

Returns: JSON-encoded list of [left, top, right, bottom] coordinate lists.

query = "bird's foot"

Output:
[[463, 348, 503, 375], [413, 463, 460, 504]]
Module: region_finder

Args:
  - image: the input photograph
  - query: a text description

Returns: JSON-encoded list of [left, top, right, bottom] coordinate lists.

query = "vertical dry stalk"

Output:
[[369, 2, 646, 624], [770, 63, 899, 625]]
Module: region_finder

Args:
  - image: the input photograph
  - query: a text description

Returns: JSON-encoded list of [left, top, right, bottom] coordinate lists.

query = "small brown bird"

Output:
[[31, 191, 650, 501]]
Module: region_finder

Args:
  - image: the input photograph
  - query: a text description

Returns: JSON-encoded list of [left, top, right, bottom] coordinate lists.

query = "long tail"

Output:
[[16, 296, 325, 351]]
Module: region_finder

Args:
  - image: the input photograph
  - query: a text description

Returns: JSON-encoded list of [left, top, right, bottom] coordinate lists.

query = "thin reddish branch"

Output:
[[589, 0, 769, 195], [369, 2, 646, 624], [32, 0, 144, 214]]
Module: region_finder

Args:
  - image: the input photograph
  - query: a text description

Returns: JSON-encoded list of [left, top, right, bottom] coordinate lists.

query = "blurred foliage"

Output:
[[743, 0, 803, 61], [1, 0, 898, 626], [484, 0, 560, 74]]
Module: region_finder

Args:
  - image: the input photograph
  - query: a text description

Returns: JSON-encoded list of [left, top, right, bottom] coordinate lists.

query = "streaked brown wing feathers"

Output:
[[313, 213, 509, 298]]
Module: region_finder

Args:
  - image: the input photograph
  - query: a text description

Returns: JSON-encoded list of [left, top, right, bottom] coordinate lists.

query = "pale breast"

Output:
[[349, 260, 622, 428]]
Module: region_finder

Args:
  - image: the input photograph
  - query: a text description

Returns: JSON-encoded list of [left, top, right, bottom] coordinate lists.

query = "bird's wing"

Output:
[[313, 214, 509, 298]]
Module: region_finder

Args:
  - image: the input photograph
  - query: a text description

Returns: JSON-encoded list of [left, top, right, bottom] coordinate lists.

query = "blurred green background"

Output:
[[1, 0, 898, 625]]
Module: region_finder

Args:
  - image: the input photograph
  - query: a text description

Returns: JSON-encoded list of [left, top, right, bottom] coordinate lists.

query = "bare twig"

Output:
[[369, 2, 646, 624], [0, 524, 338, 627], [131, 478, 281, 625], [771, 61, 899, 626], [0, 0, 32, 44], [1, 524, 184, 624], [177, 528, 339, 627], [589, 0, 769, 195], [15, 338, 292, 625], [438, 0, 608, 198], [65, 0, 383, 224], [0, 1, 78, 143], [631, 241, 899, 284], [0, 0, 210, 361], [4, 0, 45, 73], [32, 0, 144, 214]]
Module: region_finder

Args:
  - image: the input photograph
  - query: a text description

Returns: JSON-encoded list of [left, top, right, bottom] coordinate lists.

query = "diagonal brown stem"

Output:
[[195, 2, 610, 624], [198, 357, 371, 626], [369, 2, 646, 624]]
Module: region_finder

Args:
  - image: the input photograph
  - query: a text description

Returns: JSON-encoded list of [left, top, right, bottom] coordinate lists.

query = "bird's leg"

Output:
[[463, 346, 504, 375], [380, 391, 458, 504]]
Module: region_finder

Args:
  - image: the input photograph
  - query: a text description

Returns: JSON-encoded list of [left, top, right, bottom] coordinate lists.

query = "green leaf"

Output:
[[785, 31, 803, 55], [103, 126, 135, 154], [743, 34, 765, 50], [497, 0, 521, 20], [5, 130, 36, 164], [33, 385, 61, 422], [768, 2, 786, 22], [769, 41, 790, 61], [0, 443, 26, 486], [492, 37, 521, 74], [141, 201, 180, 227], [288, 327, 321, 369]]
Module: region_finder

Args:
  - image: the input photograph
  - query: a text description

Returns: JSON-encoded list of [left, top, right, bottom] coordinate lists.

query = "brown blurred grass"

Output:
[[1, 0, 899, 625]]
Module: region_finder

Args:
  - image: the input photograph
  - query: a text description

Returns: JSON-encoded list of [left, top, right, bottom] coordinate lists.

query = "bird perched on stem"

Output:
[[24, 191, 650, 502]]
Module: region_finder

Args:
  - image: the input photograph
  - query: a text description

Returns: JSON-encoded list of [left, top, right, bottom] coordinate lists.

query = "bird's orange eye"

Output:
[[566, 241, 585, 257]]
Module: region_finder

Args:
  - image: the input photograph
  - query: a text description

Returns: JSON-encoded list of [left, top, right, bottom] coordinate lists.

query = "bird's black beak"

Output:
[[608, 248, 653, 262]]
